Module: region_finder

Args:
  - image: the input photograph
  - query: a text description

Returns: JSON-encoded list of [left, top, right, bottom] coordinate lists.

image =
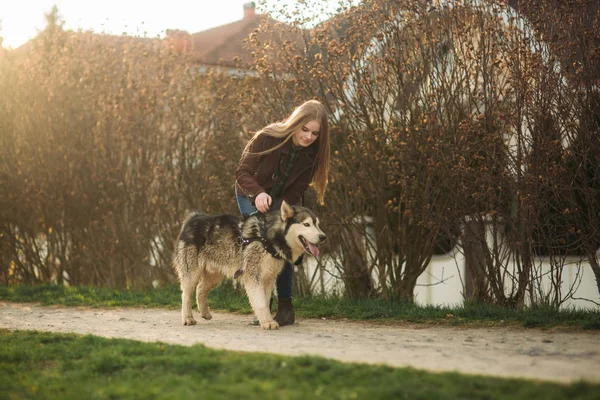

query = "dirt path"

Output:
[[1, 301, 599, 383]]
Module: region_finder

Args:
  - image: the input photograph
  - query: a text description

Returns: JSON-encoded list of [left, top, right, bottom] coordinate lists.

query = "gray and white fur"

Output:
[[172, 201, 325, 330]]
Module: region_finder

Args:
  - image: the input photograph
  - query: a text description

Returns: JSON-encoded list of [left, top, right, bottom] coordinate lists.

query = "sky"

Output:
[[0, 0, 353, 49], [0, 0, 255, 48]]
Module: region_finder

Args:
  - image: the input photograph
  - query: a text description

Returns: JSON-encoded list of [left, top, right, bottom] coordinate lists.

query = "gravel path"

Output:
[[1, 301, 599, 383]]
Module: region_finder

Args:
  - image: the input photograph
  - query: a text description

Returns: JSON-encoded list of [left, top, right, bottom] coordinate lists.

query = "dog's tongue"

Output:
[[307, 242, 320, 257]]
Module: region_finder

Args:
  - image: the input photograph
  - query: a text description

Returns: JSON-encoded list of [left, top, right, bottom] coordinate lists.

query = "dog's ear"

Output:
[[280, 200, 295, 220]]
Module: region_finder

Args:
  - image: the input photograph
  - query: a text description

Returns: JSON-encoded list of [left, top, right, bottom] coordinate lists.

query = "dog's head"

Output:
[[281, 200, 326, 257]]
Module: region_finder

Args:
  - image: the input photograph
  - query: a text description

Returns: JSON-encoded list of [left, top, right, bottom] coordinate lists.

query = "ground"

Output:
[[1, 301, 599, 383]]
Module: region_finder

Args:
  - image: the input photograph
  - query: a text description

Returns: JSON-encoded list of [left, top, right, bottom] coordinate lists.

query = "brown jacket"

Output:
[[235, 134, 318, 206]]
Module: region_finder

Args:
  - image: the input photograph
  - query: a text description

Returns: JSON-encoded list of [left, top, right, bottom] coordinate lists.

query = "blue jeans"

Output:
[[235, 189, 293, 299]]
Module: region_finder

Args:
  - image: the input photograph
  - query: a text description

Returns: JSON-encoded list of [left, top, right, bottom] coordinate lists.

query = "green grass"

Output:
[[0, 329, 598, 400], [1, 283, 599, 330]]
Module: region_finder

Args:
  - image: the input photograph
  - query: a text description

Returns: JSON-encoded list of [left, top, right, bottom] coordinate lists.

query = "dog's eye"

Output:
[[303, 222, 310, 227]]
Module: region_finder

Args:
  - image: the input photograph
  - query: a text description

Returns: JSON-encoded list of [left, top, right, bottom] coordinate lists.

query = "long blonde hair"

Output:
[[243, 100, 330, 204]]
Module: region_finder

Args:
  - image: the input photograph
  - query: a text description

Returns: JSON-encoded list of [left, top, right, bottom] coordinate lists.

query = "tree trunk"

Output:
[[463, 220, 489, 303], [588, 248, 600, 297]]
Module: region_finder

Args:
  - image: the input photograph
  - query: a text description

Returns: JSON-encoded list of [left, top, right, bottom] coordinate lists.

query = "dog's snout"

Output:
[[319, 234, 326, 242]]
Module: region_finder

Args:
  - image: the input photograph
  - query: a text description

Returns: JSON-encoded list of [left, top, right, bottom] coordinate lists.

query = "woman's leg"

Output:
[[274, 260, 295, 326], [236, 190, 258, 216], [276, 262, 293, 298]]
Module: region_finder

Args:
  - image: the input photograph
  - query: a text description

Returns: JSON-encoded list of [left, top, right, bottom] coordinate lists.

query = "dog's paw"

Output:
[[201, 312, 212, 320], [183, 316, 197, 326], [260, 320, 279, 330]]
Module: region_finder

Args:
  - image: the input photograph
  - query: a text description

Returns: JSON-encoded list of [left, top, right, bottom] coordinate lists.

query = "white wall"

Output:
[[302, 232, 599, 311]]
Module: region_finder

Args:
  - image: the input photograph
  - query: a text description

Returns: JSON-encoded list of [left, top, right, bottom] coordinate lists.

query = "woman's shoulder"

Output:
[[259, 134, 285, 145], [246, 133, 283, 152], [255, 133, 286, 146]]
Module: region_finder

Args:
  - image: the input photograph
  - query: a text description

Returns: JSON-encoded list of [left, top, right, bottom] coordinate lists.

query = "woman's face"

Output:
[[292, 119, 321, 148]]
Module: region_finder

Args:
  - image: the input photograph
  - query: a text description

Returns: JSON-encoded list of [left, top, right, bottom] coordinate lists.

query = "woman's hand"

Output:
[[255, 192, 272, 213]]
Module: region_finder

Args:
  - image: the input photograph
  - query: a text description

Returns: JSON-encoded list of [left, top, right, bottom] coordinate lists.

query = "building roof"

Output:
[[12, 2, 299, 72], [165, 2, 301, 70], [191, 14, 271, 68]]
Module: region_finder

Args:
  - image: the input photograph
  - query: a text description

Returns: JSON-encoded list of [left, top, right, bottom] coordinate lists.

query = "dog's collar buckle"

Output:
[[236, 237, 252, 247]]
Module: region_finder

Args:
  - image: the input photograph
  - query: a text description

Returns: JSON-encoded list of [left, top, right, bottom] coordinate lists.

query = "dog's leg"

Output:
[[264, 280, 275, 317], [181, 278, 198, 326], [196, 270, 221, 320], [245, 281, 279, 330]]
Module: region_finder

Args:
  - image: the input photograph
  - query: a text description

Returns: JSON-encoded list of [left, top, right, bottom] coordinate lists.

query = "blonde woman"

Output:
[[235, 99, 330, 326]]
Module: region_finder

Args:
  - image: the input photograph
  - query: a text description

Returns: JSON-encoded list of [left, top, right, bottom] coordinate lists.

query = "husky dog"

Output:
[[172, 201, 325, 330]]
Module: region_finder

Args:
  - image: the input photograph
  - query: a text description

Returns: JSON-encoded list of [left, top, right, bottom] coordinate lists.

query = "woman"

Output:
[[235, 99, 330, 326]]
